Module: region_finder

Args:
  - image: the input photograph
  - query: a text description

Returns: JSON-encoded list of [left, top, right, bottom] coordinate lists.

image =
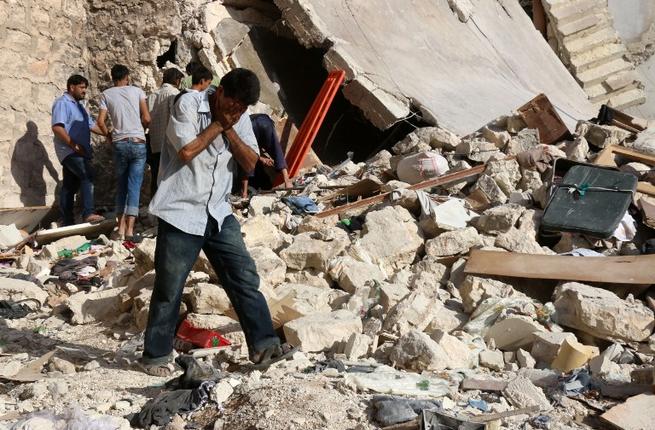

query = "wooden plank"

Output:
[[34, 219, 116, 245], [316, 164, 486, 218], [461, 377, 508, 392], [469, 406, 540, 423], [601, 394, 655, 429], [465, 249, 655, 284]]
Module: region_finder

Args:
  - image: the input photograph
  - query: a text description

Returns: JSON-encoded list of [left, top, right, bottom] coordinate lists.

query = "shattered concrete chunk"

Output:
[[416, 126, 461, 151], [248, 195, 277, 216], [553, 282, 655, 342], [482, 126, 511, 149], [474, 204, 526, 235], [0, 224, 23, 248], [283, 310, 362, 352], [65, 287, 124, 325], [564, 136, 589, 161], [280, 230, 349, 272], [188, 283, 231, 315], [241, 216, 286, 251], [485, 316, 546, 351], [379, 282, 410, 312], [479, 349, 504, 371], [425, 227, 482, 257], [352, 206, 424, 273], [390, 329, 474, 371], [503, 376, 552, 411], [250, 246, 287, 286], [485, 158, 521, 195], [506, 128, 540, 155], [576, 121, 632, 148], [425, 301, 468, 334], [530, 332, 577, 365], [0, 277, 48, 305], [328, 256, 386, 294], [273, 283, 332, 316], [344, 333, 372, 360], [458, 275, 517, 314], [471, 174, 508, 206], [495, 227, 547, 254], [516, 348, 536, 369], [456, 139, 500, 163], [383, 285, 439, 335], [518, 168, 543, 192], [285, 270, 331, 289]]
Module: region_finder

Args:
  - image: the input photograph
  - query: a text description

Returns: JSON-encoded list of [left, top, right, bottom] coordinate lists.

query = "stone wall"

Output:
[[0, 0, 90, 208]]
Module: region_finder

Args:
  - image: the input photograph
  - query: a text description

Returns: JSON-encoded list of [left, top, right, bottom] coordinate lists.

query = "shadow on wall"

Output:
[[10, 121, 59, 207]]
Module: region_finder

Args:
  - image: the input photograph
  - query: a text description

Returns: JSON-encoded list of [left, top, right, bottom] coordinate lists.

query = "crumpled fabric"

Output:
[[516, 146, 555, 173], [51, 256, 101, 286], [130, 380, 215, 428], [282, 196, 320, 215], [169, 355, 225, 389]]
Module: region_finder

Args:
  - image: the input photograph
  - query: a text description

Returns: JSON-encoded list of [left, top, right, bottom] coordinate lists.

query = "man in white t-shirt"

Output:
[[97, 64, 151, 242]]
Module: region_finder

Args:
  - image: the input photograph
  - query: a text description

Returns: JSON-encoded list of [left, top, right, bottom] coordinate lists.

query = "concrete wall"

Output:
[[608, 0, 655, 43], [0, 0, 90, 208]]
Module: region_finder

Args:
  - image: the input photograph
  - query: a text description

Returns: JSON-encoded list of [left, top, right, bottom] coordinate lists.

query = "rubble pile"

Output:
[[1, 108, 655, 429]]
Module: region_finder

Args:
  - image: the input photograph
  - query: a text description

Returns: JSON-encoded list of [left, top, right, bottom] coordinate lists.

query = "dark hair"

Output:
[[163, 68, 184, 85], [191, 65, 213, 85], [111, 64, 129, 82], [66, 74, 89, 91], [186, 61, 200, 75], [220, 68, 260, 106]]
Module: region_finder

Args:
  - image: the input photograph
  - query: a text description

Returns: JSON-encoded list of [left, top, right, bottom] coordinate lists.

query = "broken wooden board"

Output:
[[0, 206, 51, 233], [0, 350, 55, 383], [465, 250, 655, 284], [319, 178, 382, 203], [461, 377, 508, 392], [518, 93, 570, 144], [34, 219, 116, 245], [601, 394, 655, 429], [594, 144, 655, 196], [316, 164, 486, 218]]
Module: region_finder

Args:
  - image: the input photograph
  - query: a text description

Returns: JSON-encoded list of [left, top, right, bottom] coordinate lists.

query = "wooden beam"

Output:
[[316, 164, 486, 218], [465, 249, 655, 284], [594, 144, 655, 196]]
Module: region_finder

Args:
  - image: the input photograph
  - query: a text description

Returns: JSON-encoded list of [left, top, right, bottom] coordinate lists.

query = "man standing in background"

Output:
[[147, 68, 183, 196], [51, 74, 106, 225], [97, 64, 151, 242]]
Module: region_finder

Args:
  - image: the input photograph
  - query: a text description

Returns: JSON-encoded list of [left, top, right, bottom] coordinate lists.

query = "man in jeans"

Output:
[[51, 75, 106, 225], [97, 64, 151, 242], [142, 68, 293, 376], [147, 67, 183, 196]]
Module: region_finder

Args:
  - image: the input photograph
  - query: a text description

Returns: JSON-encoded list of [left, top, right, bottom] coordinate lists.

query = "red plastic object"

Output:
[[176, 319, 231, 349], [275, 70, 346, 186]]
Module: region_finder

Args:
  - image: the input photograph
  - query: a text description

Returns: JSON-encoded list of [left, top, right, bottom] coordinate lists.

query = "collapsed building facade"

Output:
[[1, 0, 655, 429]]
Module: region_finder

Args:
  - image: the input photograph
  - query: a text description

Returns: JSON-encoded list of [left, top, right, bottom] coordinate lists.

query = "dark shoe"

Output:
[[84, 214, 105, 224], [250, 343, 298, 370], [125, 233, 143, 243]]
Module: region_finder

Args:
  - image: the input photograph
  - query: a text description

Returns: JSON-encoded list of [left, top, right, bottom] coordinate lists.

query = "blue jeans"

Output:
[[142, 215, 279, 364], [114, 139, 146, 216], [60, 155, 95, 225]]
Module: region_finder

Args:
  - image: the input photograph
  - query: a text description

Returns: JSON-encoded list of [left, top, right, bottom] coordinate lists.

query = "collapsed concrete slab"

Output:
[[275, 0, 595, 134]]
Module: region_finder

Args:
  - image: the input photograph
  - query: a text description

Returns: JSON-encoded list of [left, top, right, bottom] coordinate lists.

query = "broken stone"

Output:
[[248, 195, 277, 216], [284, 269, 331, 289], [516, 348, 536, 369], [383, 284, 440, 335], [589, 344, 623, 376], [241, 216, 286, 251], [328, 256, 386, 294], [479, 349, 504, 371], [344, 333, 372, 360], [379, 282, 410, 313], [45, 235, 88, 253], [564, 136, 589, 162], [485, 316, 546, 351], [471, 174, 508, 205], [518, 168, 543, 192], [283, 310, 362, 352], [65, 287, 124, 325], [553, 282, 655, 342], [416, 126, 461, 151], [482, 126, 511, 149], [495, 227, 547, 254], [188, 283, 231, 315], [48, 357, 76, 375], [576, 121, 632, 148], [249, 246, 286, 286], [425, 227, 482, 257], [390, 329, 474, 371], [392, 130, 432, 155], [280, 229, 349, 272], [485, 158, 521, 195], [474, 204, 525, 235], [0, 277, 48, 306], [459, 275, 517, 314], [456, 139, 500, 163], [273, 283, 332, 317], [506, 115, 527, 134], [506, 128, 540, 155], [502, 376, 552, 411], [425, 301, 468, 334], [0, 224, 23, 248], [530, 332, 577, 364], [352, 206, 424, 273], [132, 238, 157, 271]]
